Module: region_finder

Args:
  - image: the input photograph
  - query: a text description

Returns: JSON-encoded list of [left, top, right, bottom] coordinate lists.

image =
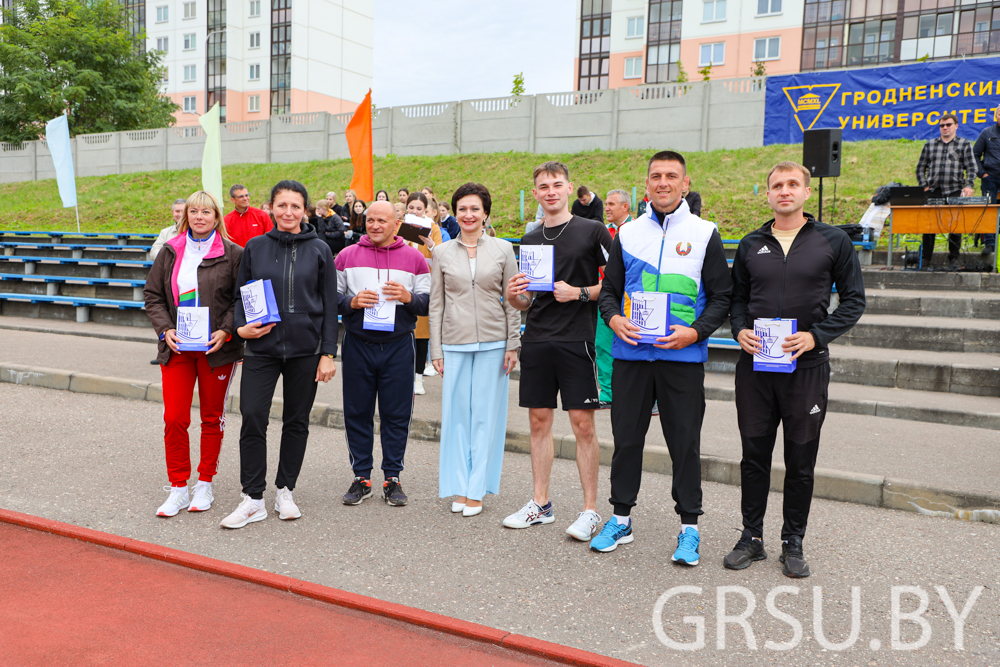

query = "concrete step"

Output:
[[705, 344, 1000, 397], [703, 372, 1000, 431], [864, 268, 1000, 293], [839, 313, 1000, 353], [0, 262, 149, 282], [864, 288, 1000, 319]]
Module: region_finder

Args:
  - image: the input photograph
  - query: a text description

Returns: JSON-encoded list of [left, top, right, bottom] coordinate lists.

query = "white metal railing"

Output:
[[1, 142, 27, 152], [545, 91, 604, 107], [399, 103, 450, 119], [468, 97, 521, 113], [125, 130, 160, 142], [79, 133, 114, 145]]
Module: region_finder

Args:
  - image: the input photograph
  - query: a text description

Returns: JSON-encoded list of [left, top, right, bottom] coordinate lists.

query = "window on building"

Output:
[[155, 36, 169, 53], [155, 5, 167, 22], [123, 0, 146, 47], [183, 2, 195, 19], [703, 0, 726, 23], [207, 0, 227, 121], [646, 0, 683, 83], [624, 57, 643, 79], [184, 65, 197, 82], [249, 63, 260, 80], [754, 36, 781, 60], [249, 0, 260, 17], [183, 33, 196, 50], [270, 0, 291, 115], [626, 16, 644, 38], [953, 6, 999, 58], [699, 42, 725, 66], [249, 95, 260, 112], [578, 0, 611, 91], [183, 96, 197, 113], [249, 31, 260, 48], [757, 0, 781, 16], [160, 67, 169, 83]]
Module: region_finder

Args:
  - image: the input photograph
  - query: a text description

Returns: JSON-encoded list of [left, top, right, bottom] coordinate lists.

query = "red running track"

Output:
[[0, 514, 639, 667]]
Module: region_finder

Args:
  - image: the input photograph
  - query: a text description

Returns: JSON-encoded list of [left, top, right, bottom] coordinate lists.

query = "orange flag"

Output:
[[345, 90, 374, 202]]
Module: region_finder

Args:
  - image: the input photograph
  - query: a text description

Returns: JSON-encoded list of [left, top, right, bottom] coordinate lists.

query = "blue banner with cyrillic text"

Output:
[[764, 57, 1000, 145]]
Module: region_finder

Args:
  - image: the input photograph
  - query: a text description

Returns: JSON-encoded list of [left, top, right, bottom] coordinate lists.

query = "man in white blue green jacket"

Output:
[[591, 150, 732, 564]]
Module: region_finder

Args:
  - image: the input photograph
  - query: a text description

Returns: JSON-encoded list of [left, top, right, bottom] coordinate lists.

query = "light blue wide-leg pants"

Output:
[[438, 346, 509, 501]]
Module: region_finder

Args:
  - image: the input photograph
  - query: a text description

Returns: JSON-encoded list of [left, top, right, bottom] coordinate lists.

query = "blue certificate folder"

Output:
[[753, 318, 797, 373], [240, 279, 282, 325], [629, 292, 671, 344]]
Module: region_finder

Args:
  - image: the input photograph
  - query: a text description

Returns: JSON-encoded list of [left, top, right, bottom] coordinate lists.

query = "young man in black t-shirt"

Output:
[[504, 161, 614, 542]]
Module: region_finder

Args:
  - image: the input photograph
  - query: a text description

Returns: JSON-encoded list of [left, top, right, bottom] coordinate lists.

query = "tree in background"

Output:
[[698, 63, 713, 82], [0, 0, 178, 143], [751, 60, 767, 77], [511, 72, 525, 97], [676, 62, 689, 83]]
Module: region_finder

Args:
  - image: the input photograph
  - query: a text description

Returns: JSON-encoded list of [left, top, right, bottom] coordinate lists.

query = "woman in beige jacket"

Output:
[[430, 183, 520, 517]]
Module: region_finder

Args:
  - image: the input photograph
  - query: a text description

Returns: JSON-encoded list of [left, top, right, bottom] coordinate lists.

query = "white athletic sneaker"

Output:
[[502, 498, 554, 529], [220, 494, 267, 529], [422, 363, 438, 377], [565, 510, 602, 541], [156, 486, 190, 517], [188, 481, 214, 512], [414, 373, 426, 395], [274, 487, 301, 520]]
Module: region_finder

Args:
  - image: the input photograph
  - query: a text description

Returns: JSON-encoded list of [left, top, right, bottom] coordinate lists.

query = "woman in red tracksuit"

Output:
[[144, 190, 244, 518]]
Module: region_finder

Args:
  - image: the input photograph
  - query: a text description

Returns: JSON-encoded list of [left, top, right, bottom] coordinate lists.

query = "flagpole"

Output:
[[74, 204, 81, 233]]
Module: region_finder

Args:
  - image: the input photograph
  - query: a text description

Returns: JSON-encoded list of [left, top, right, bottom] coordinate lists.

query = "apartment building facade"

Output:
[[575, 0, 1000, 90], [140, 0, 373, 125]]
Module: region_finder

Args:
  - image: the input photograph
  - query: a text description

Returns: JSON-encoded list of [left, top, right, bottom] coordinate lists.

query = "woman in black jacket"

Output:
[[220, 180, 339, 530]]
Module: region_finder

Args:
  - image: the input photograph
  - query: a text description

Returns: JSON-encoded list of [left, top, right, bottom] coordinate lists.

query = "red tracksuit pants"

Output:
[[160, 352, 235, 486]]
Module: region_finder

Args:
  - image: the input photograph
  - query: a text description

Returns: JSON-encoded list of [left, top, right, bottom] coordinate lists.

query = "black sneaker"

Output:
[[383, 477, 408, 506], [343, 477, 372, 505], [779, 536, 811, 578], [723, 529, 767, 570]]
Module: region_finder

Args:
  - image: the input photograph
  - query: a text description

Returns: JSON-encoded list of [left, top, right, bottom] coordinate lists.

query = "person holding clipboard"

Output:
[[727, 161, 865, 577], [220, 180, 339, 529], [144, 191, 244, 518]]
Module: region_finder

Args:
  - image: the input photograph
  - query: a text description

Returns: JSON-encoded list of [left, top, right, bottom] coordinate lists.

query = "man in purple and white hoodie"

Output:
[[335, 200, 431, 507]]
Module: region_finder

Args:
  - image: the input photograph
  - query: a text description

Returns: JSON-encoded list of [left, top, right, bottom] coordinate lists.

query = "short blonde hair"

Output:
[[767, 161, 811, 188], [178, 191, 229, 240]]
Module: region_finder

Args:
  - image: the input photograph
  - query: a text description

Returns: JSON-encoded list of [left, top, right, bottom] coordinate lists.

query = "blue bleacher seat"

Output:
[[0, 255, 151, 267], [0, 292, 143, 309], [0, 273, 145, 287]]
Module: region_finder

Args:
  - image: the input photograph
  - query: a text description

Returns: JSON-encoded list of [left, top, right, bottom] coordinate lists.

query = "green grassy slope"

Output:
[[0, 140, 923, 241]]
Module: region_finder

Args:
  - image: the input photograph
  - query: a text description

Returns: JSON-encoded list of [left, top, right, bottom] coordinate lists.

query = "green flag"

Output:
[[199, 103, 223, 204]]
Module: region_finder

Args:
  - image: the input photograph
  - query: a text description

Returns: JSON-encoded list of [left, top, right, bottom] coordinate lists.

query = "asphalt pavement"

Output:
[[1, 383, 998, 666]]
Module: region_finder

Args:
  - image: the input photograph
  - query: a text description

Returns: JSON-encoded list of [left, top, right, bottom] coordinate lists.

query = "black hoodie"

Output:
[[730, 215, 866, 369], [235, 222, 339, 359]]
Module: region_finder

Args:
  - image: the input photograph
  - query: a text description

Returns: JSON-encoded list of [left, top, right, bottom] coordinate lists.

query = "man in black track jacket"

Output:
[[723, 161, 866, 579]]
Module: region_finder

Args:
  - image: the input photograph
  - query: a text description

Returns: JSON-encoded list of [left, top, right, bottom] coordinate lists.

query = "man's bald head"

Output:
[[366, 200, 398, 247]]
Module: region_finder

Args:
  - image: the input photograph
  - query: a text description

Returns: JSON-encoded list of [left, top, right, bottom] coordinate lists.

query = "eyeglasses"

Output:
[[939, 122, 955, 128]]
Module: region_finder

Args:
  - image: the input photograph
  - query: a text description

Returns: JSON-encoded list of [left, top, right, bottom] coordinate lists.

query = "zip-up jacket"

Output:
[[335, 234, 430, 343], [234, 223, 339, 359], [599, 198, 733, 363], [144, 231, 244, 367], [730, 215, 866, 369], [973, 122, 1000, 179]]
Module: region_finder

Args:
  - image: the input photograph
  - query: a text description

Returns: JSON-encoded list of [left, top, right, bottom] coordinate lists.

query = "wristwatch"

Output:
[[324, 354, 335, 360], [579, 287, 590, 302]]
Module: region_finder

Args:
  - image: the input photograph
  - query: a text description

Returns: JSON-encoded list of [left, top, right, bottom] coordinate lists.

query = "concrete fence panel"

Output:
[[34, 140, 58, 181], [390, 103, 457, 156], [616, 83, 704, 153], [460, 97, 532, 154], [0, 142, 35, 184], [534, 91, 614, 154], [706, 78, 766, 151], [270, 113, 327, 164], [121, 130, 166, 173], [222, 121, 269, 165], [166, 126, 206, 171], [328, 111, 354, 160], [75, 133, 119, 178]]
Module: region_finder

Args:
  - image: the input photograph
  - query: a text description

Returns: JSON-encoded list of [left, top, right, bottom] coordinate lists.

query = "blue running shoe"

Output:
[[671, 527, 700, 565], [590, 518, 634, 552]]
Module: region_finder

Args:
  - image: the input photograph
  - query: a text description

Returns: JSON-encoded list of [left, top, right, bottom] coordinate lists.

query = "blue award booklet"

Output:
[[753, 318, 797, 373], [240, 279, 282, 325], [363, 286, 396, 332], [519, 245, 554, 291], [175, 306, 212, 351]]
